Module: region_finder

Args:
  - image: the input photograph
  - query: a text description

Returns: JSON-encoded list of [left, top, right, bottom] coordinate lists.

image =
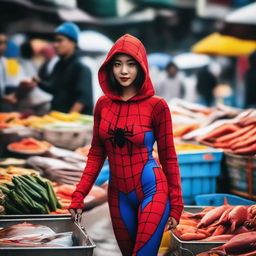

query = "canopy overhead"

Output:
[[192, 32, 256, 56], [148, 53, 173, 70], [220, 3, 256, 40], [79, 31, 114, 53], [173, 52, 210, 69]]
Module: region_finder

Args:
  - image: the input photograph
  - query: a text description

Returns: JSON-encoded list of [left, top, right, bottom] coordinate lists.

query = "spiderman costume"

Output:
[[69, 34, 184, 256]]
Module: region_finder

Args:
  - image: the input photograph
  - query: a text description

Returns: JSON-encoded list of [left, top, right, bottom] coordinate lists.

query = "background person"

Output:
[[23, 22, 93, 114], [156, 61, 185, 103]]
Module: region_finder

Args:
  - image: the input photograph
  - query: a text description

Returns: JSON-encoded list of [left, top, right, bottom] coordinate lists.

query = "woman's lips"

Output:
[[120, 77, 129, 82]]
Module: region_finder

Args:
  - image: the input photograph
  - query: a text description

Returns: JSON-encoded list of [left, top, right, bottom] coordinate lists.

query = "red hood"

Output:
[[98, 34, 155, 102]]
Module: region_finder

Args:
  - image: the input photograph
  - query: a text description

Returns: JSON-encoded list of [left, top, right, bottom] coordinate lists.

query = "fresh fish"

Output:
[[27, 156, 84, 172], [0, 223, 54, 239], [0, 223, 73, 247], [47, 146, 85, 161]]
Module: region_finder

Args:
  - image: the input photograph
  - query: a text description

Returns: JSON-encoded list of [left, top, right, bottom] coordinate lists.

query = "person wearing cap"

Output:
[[26, 22, 93, 114]]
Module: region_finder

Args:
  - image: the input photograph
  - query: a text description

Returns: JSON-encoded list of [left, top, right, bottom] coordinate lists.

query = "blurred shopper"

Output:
[[0, 30, 19, 111], [155, 62, 185, 103], [28, 22, 93, 114], [19, 41, 38, 77], [244, 51, 256, 108], [196, 65, 218, 106]]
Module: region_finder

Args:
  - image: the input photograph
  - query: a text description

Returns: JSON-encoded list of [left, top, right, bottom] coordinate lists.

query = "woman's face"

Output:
[[112, 53, 138, 88]]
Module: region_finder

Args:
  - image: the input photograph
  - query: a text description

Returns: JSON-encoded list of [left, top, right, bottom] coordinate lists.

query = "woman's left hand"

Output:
[[165, 217, 178, 231]]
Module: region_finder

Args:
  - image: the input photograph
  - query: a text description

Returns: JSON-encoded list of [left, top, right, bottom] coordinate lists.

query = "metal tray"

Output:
[[171, 233, 224, 256], [0, 214, 71, 219], [0, 217, 95, 256], [169, 206, 224, 256]]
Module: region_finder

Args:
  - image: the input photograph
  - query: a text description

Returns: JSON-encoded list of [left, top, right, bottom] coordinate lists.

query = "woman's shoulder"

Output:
[[148, 95, 168, 107]]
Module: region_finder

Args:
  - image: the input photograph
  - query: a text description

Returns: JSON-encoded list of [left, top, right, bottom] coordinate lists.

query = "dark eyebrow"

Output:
[[113, 58, 135, 62]]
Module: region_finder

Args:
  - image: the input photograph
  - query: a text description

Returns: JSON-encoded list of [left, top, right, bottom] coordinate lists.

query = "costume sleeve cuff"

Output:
[[170, 205, 184, 223]]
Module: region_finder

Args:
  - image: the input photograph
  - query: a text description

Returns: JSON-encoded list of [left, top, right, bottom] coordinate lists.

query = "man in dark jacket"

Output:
[[27, 22, 93, 114]]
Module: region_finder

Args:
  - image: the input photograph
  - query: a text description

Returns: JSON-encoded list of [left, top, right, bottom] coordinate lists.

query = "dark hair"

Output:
[[20, 41, 34, 59], [166, 61, 178, 71], [106, 54, 145, 95]]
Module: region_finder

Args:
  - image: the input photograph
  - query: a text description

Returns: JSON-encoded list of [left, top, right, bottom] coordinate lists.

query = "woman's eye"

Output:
[[114, 63, 120, 67], [128, 62, 136, 66]]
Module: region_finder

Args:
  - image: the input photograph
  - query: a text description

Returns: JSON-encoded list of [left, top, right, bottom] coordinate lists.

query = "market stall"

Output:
[[1, 103, 256, 255]]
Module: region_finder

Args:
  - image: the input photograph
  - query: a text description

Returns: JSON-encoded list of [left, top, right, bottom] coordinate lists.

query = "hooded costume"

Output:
[[70, 34, 183, 256]]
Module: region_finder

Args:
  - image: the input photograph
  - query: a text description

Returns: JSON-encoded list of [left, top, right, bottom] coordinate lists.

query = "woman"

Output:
[[69, 34, 184, 256]]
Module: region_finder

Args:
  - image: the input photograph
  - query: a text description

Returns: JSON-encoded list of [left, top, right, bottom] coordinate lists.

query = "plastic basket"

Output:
[[178, 149, 223, 204], [225, 152, 256, 200], [195, 193, 255, 206]]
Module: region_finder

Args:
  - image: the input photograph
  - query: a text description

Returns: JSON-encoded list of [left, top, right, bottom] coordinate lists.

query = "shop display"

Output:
[[197, 111, 256, 155], [225, 153, 256, 200], [0, 217, 95, 255], [1, 103, 256, 255], [171, 203, 256, 255]]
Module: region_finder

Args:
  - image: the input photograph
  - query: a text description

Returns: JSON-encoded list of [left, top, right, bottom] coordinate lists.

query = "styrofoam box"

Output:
[[177, 149, 223, 204]]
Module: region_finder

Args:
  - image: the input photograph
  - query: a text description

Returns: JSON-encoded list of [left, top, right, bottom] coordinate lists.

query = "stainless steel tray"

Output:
[[171, 233, 224, 256], [169, 206, 224, 256], [0, 217, 95, 256], [0, 214, 71, 219]]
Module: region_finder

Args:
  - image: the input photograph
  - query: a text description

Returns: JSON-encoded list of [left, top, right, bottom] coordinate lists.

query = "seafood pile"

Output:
[[0, 223, 72, 247], [175, 203, 256, 255], [53, 183, 107, 212], [170, 99, 240, 139], [27, 145, 87, 185], [197, 112, 256, 155]]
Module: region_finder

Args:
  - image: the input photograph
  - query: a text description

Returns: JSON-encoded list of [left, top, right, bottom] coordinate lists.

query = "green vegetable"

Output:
[[0, 184, 9, 194], [45, 181, 57, 212], [13, 176, 43, 202], [4, 200, 23, 214], [8, 191, 30, 214], [19, 175, 49, 203]]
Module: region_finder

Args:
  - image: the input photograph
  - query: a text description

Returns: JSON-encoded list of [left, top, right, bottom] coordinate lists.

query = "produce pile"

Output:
[[0, 111, 93, 129], [0, 173, 63, 214], [174, 143, 210, 152], [0, 166, 38, 181], [174, 203, 256, 255], [8, 138, 51, 153]]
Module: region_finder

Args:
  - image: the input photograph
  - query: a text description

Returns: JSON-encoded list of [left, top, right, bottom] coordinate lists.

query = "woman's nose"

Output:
[[121, 64, 128, 74]]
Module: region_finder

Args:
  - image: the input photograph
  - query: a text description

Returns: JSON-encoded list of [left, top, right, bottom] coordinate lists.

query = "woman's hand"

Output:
[[69, 208, 83, 221], [165, 217, 178, 231]]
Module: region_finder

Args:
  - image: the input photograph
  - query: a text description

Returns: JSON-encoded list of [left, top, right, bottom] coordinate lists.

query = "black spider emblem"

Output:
[[105, 124, 134, 156]]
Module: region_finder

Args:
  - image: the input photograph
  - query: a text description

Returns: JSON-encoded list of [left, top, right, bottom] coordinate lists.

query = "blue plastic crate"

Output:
[[195, 193, 256, 206], [177, 149, 223, 204]]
